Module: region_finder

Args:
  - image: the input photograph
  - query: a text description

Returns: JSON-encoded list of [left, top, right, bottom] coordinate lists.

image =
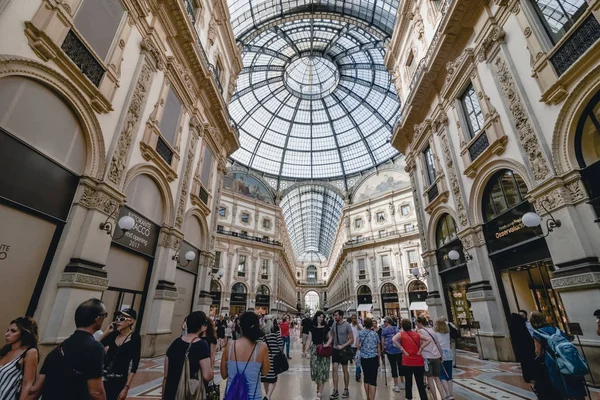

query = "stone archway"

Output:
[[304, 290, 320, 315]]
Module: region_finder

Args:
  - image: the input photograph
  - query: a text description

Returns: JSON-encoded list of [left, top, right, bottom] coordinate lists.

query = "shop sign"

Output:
[[256, 294, 270, 305], [483, 202, 541, 254], [358, 294, 372, 304], [0, 244, 10, 261], [381, 293, 399, 302], [408, 291, 427, 303], [210, 291, 221, 303], [113, 206, 159, 257], [231, 293, 247, 304]]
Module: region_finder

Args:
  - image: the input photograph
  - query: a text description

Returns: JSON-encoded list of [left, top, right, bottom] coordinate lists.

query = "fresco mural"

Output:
[[223, 172, 273, 203], [353, 170, 410, 203]]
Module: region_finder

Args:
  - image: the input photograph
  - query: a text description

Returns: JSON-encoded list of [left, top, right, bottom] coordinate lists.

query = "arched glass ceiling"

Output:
[[228, 0, 400, 40], [229, 16, 401, 179], [280, 184, 344, 259]]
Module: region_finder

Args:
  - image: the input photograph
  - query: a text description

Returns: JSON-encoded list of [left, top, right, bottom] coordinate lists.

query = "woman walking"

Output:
[[226, 317, 233, 347], [201, 318, 218, 367], [0, 317, 38, 400], [217, 316, 226, 352], [382, 316, 404, 392], [162, 311, 213, 400], [221, 312, 270, 400], [99, 308, 141, 400], [416, 316, 446, 400], [434, 317, 454, 400], [357, 318, 380, 400], [392, 318, 430, 400], [261, 316, 284, 400], [530, 312, 587, 400], [306, 311, 332, 400]]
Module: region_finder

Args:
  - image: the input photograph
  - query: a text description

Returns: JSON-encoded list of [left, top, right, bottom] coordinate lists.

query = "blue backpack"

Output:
[[535, 328, 589, 376], [224, 342, 259, 400]]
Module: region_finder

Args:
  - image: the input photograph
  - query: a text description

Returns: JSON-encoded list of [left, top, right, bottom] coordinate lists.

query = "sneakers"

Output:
[[342, 389, 350, 398], [393, 386, 401, 393], [399, 381, 405, 389], [329, 390, 339, 399]]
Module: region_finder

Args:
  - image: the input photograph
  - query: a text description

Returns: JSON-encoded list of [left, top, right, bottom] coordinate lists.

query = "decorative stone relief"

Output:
[[440, 134, 468, 226], [78, 183, 122, 215], [208, 20, 217, 46], [550, 272, 600, 289], [58, 272, 109, 290], [108, 63, 153, 186], [493, 56, 550, 181], [409, 173, 428, 251], [174, 133, 199, 229], [478, 26, 505, 62], [140, 38, 164, 71]]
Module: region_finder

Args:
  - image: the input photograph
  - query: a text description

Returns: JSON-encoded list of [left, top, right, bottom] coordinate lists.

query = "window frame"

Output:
[[376, 211, 385, 222], [528, 0, 588, 45], [218, 206, 227, 217], [241, 213, 250, 223], [401, 204, 411, 216], [237, 255, 246, 277], [460, 83, 485, 140], [261, 259, 269, 279], [423, 145, 437, 186]]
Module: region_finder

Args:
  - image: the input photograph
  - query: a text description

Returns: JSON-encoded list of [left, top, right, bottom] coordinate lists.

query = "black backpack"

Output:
[[449, 323, 461, 340], [41, 342, 87, 400]]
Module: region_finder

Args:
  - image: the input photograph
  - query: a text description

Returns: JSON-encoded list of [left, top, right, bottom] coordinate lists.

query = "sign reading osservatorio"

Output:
[[0, 244, 10, 261], [112, 206, 159, 257]]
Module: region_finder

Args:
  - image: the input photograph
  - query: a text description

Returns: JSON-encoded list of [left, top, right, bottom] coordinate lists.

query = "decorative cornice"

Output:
[[58, 272, 109, 290]]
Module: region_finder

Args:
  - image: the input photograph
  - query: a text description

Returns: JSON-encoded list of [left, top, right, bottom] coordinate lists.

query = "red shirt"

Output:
[[279, 321, 290, 337], [400, 331, 424, 367]]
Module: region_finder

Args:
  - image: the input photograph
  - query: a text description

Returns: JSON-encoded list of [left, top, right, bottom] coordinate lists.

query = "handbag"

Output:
[[273, 352, 289, 374], [206, 380, 220, 400], [175, 338, 206, 400], [316, 344, 333, 357]]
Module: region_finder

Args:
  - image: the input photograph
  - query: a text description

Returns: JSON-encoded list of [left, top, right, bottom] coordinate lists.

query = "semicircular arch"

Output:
[[182, 209, 210, 251], [427, 205, 460, 250], [123, 164, 175, 226], [0, 56, 106, 179], [467, 159, 532, 226]]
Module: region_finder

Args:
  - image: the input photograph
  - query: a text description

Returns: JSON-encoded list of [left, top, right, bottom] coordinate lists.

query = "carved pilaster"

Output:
[[76, 177, 125, 215], [175, 133, 199, 229], [439, 134, 469, 227]]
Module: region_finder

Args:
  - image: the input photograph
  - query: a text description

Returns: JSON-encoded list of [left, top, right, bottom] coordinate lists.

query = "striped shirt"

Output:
[[0, 351, 27, 400]]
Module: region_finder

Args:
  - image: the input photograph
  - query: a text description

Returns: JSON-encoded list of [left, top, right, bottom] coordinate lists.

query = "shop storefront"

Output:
[[230, 282, 248, 316], [482, 170, 568, 332], [381, 283, 400, 318], [210, 280, 222, 317], [356, 285, 373, 318], [255, 285, 270, 315], [0, 77, 84, 331], [104, 202, 160, 330], [435, 214, 477, 350], [408, 279, 428, 317]]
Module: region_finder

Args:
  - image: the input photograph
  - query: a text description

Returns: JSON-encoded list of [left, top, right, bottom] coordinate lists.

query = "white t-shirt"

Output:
[[419, 327, 441, 359], [435, 331, 452, 361], [351, 323, 362, 347]]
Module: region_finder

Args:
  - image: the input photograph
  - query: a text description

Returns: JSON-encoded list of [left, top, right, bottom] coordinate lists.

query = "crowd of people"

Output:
[[0, 301, 596, 400]]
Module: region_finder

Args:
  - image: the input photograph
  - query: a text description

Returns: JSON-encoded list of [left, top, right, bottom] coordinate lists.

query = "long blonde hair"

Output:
[[434, 317, 449, 334]]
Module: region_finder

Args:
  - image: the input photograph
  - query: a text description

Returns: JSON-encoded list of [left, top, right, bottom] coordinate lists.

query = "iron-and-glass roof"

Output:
[[229, 16, 401, 179], [280, 184, 344, 259], [228, 0, 400, 39]]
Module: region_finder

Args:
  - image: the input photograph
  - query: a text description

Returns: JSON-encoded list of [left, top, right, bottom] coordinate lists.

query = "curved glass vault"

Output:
[[226, 1, 402, 260], [229, 16, 401, 180]]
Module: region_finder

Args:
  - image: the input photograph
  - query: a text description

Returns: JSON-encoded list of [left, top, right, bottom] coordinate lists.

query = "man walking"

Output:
[[37, 298, 108, 400], [349, 314, 362, 382], [330, 309, 354, 399], [279, 315, 292, 359], [301, 314, 312, 357]]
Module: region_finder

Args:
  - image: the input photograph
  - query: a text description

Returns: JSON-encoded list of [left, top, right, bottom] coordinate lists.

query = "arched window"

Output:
[[307, 265, 317, 282], [210, 280, 221, 293], [232, 282, 247, 293], [357, 285, 372, 295], [408, 280, 427, 293], [575, 89, 600, 218], [482, 169, 529, 222], [436, 214, 458, 248], [381, 283, 398, 294], [257, 285, 270, 296]]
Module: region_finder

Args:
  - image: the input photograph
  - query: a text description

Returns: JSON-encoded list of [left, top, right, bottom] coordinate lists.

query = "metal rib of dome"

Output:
[[228, 0, 400, 39], [228, 16, 401, 179]]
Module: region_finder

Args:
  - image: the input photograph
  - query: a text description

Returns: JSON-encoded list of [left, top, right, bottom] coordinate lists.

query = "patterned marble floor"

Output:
[[125, 333, 599, 399]]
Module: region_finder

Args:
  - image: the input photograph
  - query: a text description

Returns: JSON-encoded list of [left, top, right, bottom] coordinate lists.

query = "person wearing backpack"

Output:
[[530, 311, 587, 400], [162, 311, 213, 400], [34, 298, 108, 400], [220, 312, 270, 400]]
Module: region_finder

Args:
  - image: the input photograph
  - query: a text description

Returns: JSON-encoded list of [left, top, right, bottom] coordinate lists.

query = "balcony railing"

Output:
[[345, 226, 418, 246], [550, 14, 600, 76], [183, 0, 196, 24], [468, 131, 489, 161], [216, 227, 283, 246], [427, 183, 440, 203]]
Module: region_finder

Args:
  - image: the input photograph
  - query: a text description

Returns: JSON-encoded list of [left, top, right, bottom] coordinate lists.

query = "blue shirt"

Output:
[[381, 326, 400, 354], [358, 329, 380, 358]]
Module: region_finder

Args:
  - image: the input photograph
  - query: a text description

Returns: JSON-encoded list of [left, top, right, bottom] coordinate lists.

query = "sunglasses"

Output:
[[115, 316, 131, 322]]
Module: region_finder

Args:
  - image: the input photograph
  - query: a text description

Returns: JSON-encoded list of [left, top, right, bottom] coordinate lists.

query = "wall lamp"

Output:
[[172, 242, 196, 267], [522, 201, 561, 238], [209, 267, 225, 280], [448, 249, 473, 262], [99, 205, 135, 240], [411, 266, 429, 279]]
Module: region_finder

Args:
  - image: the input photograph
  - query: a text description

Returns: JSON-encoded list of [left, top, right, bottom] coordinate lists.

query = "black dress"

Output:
[[101, 331, 141, 400]]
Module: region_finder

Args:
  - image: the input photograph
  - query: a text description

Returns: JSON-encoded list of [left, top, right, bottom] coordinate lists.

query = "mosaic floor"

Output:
[[125, 334, 599, 399]]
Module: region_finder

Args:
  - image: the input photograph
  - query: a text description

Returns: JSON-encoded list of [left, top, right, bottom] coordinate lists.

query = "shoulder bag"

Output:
[[175, 338, 206, 400], [315, 327, 333, 357], [273, 335, 289, 374], [405, 331, 427, 370]]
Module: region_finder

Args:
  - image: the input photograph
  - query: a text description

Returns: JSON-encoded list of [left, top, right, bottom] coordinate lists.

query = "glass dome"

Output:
[[228, 16, 401, 179]]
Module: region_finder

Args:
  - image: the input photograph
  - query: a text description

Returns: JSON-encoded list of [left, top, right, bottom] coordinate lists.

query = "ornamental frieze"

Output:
[[493, 56, 551, 181]]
